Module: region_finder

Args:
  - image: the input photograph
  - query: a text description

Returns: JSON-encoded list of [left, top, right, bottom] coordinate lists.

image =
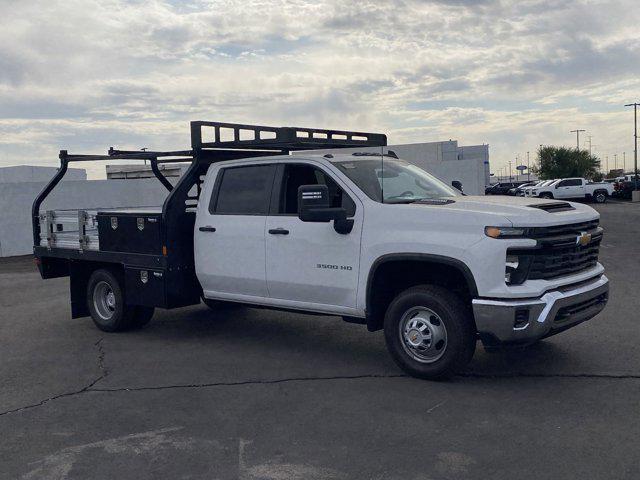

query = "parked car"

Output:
[[485, 181, 526, 195], [615, 176, 640, 200], [507, 182, 535, 196], [520, 180, 554, 197], [525, 178, 613, 203]]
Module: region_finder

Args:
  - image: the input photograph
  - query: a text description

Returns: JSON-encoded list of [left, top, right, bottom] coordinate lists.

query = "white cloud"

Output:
[[0, 0, 638, 176]]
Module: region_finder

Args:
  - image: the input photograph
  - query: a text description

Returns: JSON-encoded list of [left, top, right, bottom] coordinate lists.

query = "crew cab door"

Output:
[[555, 178, 584, 198], [195, 164, 277, 299], [264, 163, 362, 310]]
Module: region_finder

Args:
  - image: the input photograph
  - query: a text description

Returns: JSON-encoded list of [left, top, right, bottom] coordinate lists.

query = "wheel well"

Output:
[[69, 260, 124, 319], [365, 256, 477, 332]]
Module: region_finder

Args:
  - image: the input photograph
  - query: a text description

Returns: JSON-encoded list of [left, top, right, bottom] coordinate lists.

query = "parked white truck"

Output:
[[33, 122, 609, 379], [525, 177, 613, 203]]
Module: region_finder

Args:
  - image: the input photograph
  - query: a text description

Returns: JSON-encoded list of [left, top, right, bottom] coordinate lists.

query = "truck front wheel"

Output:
[[539, 192, 553, 199], [87, 269, 150, 332], [383, 285, 476, 380]]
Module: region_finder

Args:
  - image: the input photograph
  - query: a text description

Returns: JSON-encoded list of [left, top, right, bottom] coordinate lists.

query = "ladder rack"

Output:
[[32, 120, 387, 247]]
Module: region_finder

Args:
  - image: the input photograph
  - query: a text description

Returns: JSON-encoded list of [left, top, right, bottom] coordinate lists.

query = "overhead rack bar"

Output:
[[190, 121, 387, 151]]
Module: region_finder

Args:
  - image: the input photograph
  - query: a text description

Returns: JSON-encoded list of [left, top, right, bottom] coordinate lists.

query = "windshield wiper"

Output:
[[385, 198, 425, 204]]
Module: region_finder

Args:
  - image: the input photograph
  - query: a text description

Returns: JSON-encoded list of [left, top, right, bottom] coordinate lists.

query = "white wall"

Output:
[[0, 179, 168, 257], [0, 165, 86, 183]]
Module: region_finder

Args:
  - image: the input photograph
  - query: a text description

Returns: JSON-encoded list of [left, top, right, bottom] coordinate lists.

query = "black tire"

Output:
[[202, 297, 223, 310], [129, 306, 155, 329], [201, 297, 240, 311], [539, 192, 553, 199], [87, 269, 134, 332], [384, 285, 476, 380], [593, 191, 607, 203]]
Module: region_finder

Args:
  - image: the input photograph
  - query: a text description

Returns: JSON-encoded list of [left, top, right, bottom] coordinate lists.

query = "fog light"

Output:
[[514, 309, 530, 329]]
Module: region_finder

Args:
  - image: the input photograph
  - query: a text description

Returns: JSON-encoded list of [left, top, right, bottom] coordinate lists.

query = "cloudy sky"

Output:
[[1, 0, 639, 178]]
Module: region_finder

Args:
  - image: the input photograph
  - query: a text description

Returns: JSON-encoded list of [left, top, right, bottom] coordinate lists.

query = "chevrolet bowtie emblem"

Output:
[[576, 232, 591, 246]]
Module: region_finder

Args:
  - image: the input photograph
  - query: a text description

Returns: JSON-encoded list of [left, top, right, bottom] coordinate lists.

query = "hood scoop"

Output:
[[529, 202, 575, 213], [415, 198, 456, 206]]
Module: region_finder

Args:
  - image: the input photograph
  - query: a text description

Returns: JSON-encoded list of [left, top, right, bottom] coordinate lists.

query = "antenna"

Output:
[[380, 144, 385, 203]]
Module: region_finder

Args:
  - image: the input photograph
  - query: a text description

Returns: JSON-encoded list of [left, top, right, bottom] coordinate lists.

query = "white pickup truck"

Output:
[[33, 122, 609, 379], [525, 177, 613, 203]]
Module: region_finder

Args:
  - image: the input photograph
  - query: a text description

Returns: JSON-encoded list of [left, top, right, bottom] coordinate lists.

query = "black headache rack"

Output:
[[32, 121, 386, 312]]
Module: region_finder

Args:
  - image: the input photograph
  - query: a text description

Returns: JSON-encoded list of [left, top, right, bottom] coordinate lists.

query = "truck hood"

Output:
[[414, 195, 598, 227]]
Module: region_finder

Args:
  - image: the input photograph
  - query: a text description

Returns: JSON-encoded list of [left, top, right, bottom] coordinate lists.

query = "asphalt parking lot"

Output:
[[1, 200, 639, 479]]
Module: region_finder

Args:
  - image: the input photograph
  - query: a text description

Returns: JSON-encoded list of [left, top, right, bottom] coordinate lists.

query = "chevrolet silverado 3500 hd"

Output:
[[33, 121, 609, 379]]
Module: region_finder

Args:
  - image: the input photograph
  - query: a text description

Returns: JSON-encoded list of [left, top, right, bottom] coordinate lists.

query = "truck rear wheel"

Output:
[[87, 269, 136, 332], [593, 191, 607, 203], [383, 285, 476, 380], [539, 192, 553, 199]]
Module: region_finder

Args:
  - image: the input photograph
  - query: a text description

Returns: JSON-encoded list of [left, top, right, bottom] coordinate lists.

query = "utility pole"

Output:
[[605, 155, 609, 176], [570, 129, 586, 151], [586, 135, 593, 155], [624, 103, 639, 186], [508, 161, 512, 181], [614, 153, 618, 170], [527, 151, 530, 181], [623, 152, 626, 173]]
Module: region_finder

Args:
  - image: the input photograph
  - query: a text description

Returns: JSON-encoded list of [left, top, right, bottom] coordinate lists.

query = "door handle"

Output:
[[268, 228, 289, 235], [199, 226, 216, 232]]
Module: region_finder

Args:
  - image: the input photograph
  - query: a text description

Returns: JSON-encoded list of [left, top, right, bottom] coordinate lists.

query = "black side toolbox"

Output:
[[97, 208, 163, 254]]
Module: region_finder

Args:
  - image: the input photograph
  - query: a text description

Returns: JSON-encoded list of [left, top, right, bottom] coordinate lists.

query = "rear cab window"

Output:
[[209, 164, 277, 215]]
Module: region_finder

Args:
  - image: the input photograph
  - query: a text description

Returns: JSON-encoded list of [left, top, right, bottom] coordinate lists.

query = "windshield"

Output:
[[331, 157, 460, 203]]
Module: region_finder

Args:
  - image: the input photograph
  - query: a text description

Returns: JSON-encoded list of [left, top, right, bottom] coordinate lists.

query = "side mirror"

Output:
[[555, 184, 560, 189], [297, 185, 353, 234], [451, 180, 463, 192]]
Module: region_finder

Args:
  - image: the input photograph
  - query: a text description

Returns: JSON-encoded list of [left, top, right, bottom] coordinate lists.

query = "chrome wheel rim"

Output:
[[93, 281, 116, 321], [399, 307, 448, 363]]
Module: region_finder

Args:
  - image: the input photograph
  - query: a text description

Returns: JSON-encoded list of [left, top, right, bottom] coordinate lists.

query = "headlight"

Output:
[[485, 226, 526, 239]]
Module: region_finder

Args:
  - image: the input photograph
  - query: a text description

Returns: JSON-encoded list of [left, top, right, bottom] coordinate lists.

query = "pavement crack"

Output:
[[0, 337, 108, 417], [2, 370, 639, 417], [88, 373, 409, 393], [0, 375, 105, 417], [94, 338, 109, 380]]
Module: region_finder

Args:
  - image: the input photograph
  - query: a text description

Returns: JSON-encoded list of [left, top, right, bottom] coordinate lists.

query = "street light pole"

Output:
[[625, 103, 639, 185], [527, 151, 530, 181], [570, 129, 586, 151]]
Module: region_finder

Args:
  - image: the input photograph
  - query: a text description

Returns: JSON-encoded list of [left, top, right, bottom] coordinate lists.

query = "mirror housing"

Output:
[[451, 180, 463, 193], [297, 185, 353, 234]]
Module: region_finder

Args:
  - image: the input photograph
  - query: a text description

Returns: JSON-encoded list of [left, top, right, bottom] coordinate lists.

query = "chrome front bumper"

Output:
[[472, 275, 609, 345]]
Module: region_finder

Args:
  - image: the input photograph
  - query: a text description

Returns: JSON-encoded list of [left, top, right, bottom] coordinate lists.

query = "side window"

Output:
[[278, 164, 356, 216], [210, 164, 276, 215], [559, 179, 581, 187]]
